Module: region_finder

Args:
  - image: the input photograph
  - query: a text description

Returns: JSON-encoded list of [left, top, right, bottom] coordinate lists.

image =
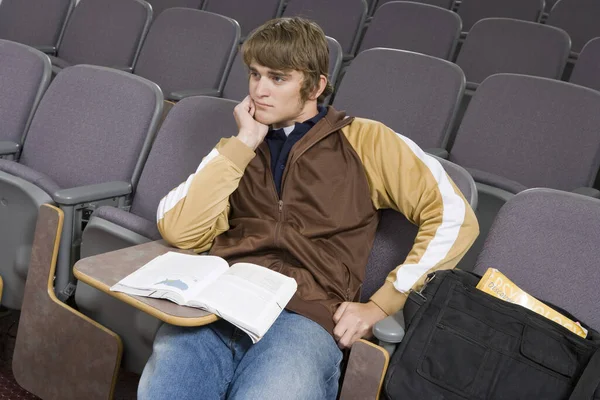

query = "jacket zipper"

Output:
[[262, 116, 353, 272], [262, 148, 283, 248], [274, 199, 283, 248]]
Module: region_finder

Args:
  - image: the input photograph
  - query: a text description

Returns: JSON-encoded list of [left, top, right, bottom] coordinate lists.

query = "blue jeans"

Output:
[[138, 310, 343, 400]]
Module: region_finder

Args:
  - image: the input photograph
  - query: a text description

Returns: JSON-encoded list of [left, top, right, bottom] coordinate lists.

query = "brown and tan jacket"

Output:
[[157, 107, 479, 334]]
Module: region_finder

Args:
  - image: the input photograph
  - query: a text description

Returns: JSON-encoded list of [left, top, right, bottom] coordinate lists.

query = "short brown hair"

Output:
[[242, 17, 332, 103]]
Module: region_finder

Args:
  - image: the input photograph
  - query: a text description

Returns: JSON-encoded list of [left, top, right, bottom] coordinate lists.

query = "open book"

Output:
[[110, 252, 297, 343]]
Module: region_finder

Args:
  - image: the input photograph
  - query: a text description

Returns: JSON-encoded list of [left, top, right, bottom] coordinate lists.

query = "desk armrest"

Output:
[[466, 82, 479, 92], [0, 141, 20, 156], [167, 89, 221, 101], [111, 66, 133, 73], [373, 312, 406, 345], [34, 45, 57, 55], [53, 181, 132, 205], [424, 148, 449, 159], [572, 187, 600, 199]]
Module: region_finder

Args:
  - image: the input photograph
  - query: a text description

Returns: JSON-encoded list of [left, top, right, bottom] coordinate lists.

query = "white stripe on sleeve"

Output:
[[393, 133, 466, 293], [156, 148, 220, 221]]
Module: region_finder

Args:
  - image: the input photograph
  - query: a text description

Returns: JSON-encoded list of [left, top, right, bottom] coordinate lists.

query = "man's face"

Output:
[[248, 63, 310, 129]]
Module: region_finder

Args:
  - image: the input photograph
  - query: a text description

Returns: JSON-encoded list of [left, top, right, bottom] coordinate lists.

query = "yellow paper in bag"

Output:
[[476, 268, 588, 338]]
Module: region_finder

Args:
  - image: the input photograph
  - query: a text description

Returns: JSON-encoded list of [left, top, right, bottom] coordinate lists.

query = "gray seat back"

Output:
[[0, 40, 52, 145], [361, 157, 477, 302], [359, 1, 461, 60], [283, 0, 368, 58], [327, 36, 343, 91], [133, 8, 239, 97], [458, 0, 544, 32], [222, 36, 343, 102], [0, 0, 74, 49], [333, 48, 465, 149], [57, 0, 152, 68], [456, 18, 571, 86], [473, 188, 600, 331], [19, 65, 163, 190], [130, 96, 239, 223], [376, 0, 455, 11], [204, 0, 284, 37], [547, 0, 600, 54], [570, 38, 600, 92], [222, 51, 247, 102], [146, 0, 204, 18], [449, 73, 600, 191]]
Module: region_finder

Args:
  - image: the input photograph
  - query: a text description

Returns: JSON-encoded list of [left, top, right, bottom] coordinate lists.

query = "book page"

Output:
[[110, 252, 229, 303], [189, 263, 297, 342]]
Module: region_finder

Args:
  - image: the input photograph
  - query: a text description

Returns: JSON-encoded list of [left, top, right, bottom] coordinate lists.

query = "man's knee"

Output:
[[139, 323, 233, 400], [229, 315, 343, 400], [229, 359, 342, 400]]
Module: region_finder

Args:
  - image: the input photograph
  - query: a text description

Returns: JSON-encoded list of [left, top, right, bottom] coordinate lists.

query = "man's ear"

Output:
[[309, 75, 328, 100]]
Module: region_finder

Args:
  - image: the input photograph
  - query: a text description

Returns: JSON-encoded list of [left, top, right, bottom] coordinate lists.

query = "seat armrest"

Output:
[[166, 89, 221, 101], [111, 66, 133, 73], [53, 181, 132, 205], [572, 187, 600, 199], [466, 82, 479, 91], [51, 65, 63, 76], [424, 148, 449, 159], [34, 45, 57, 55], [0, 141, 20, 156], [373, 311, 406, 345]]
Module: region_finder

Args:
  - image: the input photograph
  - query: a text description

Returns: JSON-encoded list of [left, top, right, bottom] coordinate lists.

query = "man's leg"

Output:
[[138, 320, 237, 400], [227, 310, 343, 400]]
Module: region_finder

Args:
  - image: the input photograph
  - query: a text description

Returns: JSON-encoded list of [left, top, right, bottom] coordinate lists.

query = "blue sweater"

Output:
[[266, 106, 327, 197]]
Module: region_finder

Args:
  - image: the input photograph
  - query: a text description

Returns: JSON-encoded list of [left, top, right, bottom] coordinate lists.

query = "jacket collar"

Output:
[[258, 106, 353, 163]]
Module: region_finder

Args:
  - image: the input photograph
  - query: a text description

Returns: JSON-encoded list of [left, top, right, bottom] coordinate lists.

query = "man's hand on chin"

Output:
[[332, 301, 388, 349]]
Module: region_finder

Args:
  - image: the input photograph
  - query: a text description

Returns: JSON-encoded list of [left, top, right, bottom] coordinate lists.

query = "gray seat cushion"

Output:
[[466, 168, 528, 194], [92, 206, 160, 240]]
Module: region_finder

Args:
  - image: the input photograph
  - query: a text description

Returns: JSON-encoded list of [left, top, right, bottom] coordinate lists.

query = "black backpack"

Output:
[[385, 269, 600, 400]]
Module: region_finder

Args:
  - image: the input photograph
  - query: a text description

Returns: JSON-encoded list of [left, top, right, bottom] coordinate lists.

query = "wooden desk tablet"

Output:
[[13, 205, 122, 400], [73, 240, 218, 327]]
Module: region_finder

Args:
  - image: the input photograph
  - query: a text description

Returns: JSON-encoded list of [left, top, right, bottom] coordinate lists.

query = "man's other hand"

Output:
[[333, 301, 387, 349], [234, 96, 269, 150]]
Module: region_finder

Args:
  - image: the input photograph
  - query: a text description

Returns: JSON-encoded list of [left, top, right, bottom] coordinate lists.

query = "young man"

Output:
[[139, 17, 478, 400]]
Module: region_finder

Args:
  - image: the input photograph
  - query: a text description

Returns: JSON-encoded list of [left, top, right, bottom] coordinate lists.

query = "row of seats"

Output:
[[5, 0, 600, 107], [3, 0, 600, 65], [145, 0, 600, 55], [144, 0, 600, 56], [4, 36, 600, 185], [2, 0, 600, 110], [6, 34, 600, 175]]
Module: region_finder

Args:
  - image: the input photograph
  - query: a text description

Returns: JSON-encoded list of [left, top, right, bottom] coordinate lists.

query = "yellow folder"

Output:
[[476, 268, 587, 338]]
